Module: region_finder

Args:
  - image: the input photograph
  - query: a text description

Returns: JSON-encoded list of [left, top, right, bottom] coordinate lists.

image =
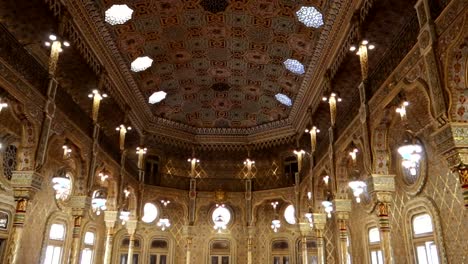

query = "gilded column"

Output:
[[247, 226, 255, 264], [5, 199, 28, 264], [369, 174, 395, 264], [335, 199, 351, 264], [313, 213, 327, 264], [186, 237, 192, 264], [299, 223, 311, 264], [69, 216, 82, 264], [126, 220, 137, 264], [6, 171, 42, 264], [103, 210, 118, 264]]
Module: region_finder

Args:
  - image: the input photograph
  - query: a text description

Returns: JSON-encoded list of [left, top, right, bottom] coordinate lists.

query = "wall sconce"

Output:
[[323, 175, 330, 185], [115, 124, 132, 151], [136, 147, 147, 169], [305, 126, 320, 153], [396, 101, 409, 122], [322, 92, 342, 127], [44, 34, 70, 75], [270, 201, 281, 232], [350, 39, 375, 80], [88, 89, 108, 123], [349, 147, 358, 163], [119, 189, 131, 225], [157, 200, 171, 231], [98, 169, 109, 182]]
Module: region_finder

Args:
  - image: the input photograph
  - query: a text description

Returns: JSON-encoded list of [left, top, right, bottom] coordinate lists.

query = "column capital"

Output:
[[125, 220, 138, 235], [11, 171, 42, 200], [312, 213, 326, 230], [432, 123, 468, 167], [104, 210, 118, 228], [334, 199, 352, 213], [299, 222, 312, 235], [69, 196, 91, 216]]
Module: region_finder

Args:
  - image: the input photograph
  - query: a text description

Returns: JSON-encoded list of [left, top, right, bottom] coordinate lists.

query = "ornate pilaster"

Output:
[[87, 124, 100, 190], [247, 226, 255, 264], [125, 220, 138, 264], [335, 199, 352, 264], [369, 174, 395, 264], [358, 81, 372, 171], [415, 0, 448, 125], [6, 171, 42, 264], [183, 225, 194, 264], [188, 179, 196, 225], [299, 223, 312, 264], [313, 213, 327, 264], [103, 210, 118, 264], [68, 196, 91, 264], [432, 123, 468, 207]]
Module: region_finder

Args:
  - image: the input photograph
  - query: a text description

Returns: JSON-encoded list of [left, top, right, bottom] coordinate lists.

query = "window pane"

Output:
[[149, 255, 157, 264], [428, 242, 439, 264], [212, 256, 219, 264], [309, 256, 318, 264], [44, 246, 62, 264], [416, 245, 428, 264], [413, 214, 433, 235], [120, 254, 128, 264], [377, 251, 383, 264], [133, 254, 139, 264], [371, 250, 383, 264], [80, 248, 93, 264], [49, 224, 65, 240], [222, 256, 229, 264], [284, 256, 290, 264], [284, 205, 296, 225], [84, 232, 95, 245], [160, 255, 167, 264], [273, 256, 280, 264], [368, 228, 380, 243], [142, 203, 158, 223]]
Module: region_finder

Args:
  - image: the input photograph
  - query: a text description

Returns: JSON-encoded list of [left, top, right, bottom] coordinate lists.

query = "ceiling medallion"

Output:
[[149, 91, 167, 104], [200, 0, 230, 13], [275, 93, 292, 106], [283, 59, 305, 75], [296, 6, 324, 28], [105, 5, 134, 25], [211, 82, 231, 92], [131, 56, 153, 72]]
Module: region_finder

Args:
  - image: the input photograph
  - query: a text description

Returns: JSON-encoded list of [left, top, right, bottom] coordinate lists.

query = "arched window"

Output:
[[296, 238, 318, 264], [142, 203, 159, 223], [411, 214, 439, 264], [119, 237, 141, 264], [210, 240, 231, 264], [272, 240, 290, 264], [368, 227, 383, 264], [2, 145, 17, 180], [80, 231, 95, 264], [43, 222, 67, 264], [283, 205, 296, 225], [149, 239, 168, 264]]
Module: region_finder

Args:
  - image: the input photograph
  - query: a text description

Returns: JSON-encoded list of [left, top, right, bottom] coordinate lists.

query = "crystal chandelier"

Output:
[[52, 171, 71, 201], [304, 207, 314, 228], [348, 179, 366, 203], [105, 4, 134, 25], [296, 6, 324, 28], [283, 59, 305, 75], [213, 204, 227, 233], [270, 201, 281, 232], [398, 138, 422, 176], [98, 169, 109, 182], [322, 200, 333, 218], [119, 189, 131, 224], [157, 200, 171, 231], [62, 144, 72, 159], [91, 190, 107, 215]]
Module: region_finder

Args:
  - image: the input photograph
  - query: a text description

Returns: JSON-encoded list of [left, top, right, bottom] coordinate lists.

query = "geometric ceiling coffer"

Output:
[[283, 59, 305, 75], [200, 0, 230, 13], [296, 6, 324, 28], [105, 5, 134, 25], [211, 82, 231, 92], [131, 56, 153, 72], [275, 93, 292, 106]]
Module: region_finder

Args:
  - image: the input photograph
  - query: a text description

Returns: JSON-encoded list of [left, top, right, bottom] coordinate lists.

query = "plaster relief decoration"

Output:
[[447, 27, 468, 122], [95, 0, 327, 128]]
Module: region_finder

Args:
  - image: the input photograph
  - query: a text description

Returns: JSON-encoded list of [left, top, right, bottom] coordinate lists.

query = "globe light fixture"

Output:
[[212, 204, 230, 233], [157, 200, 171, 231], [105, 4, 134, 25], [52, 172, 71, 201], [398, 137, 422, 176]]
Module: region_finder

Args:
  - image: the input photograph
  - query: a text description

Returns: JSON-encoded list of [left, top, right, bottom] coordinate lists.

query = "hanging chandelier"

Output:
[[157, 200, 171, 231], [348, 178, 366, 203], [52, 171, 71, 201], [270, 201, 281, 232], [91, 190, 107, 215], [322, 201, 333, 218], [213, 204, 227, 233], [304, 207, 314, 228], [398, 132, 422, 176], [119, 209, 130, 225]]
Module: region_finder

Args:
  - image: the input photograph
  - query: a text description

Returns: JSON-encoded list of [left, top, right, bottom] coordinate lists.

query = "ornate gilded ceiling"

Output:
[[96, 0, 327, 128]]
